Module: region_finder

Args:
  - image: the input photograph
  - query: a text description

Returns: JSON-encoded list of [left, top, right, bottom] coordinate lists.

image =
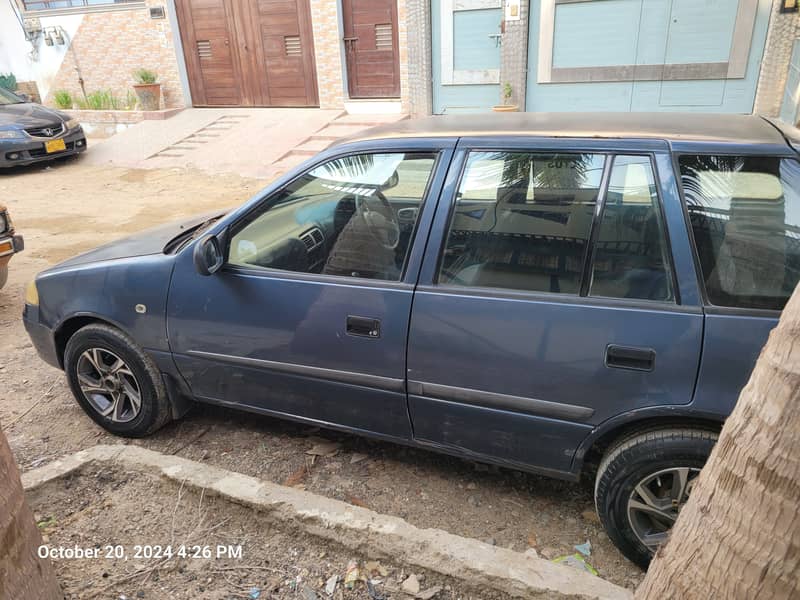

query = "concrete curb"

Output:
[[22, 445, 633, 600]]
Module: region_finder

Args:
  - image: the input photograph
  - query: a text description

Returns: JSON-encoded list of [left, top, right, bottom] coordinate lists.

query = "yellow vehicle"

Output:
[[0, 202, 23, 289]]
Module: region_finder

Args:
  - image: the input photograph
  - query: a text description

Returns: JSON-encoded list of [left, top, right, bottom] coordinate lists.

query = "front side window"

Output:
[[438, 151, 605, 294], [679, 155, 800, 310], [589, 155, 673, 302], [229, 152, 437, 282]]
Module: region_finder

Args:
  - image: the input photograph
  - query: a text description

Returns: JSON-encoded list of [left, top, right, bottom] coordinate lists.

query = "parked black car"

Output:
[[0, 87, 86, 167], [23, 112, 800, 568]]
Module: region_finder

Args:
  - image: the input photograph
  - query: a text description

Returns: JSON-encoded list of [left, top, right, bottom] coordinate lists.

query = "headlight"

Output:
[[65, 118, 80, 130], [25, 280, 39, 306], [0, 130, 22, 139]]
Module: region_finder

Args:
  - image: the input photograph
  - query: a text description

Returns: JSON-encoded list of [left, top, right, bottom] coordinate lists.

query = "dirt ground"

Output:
[[0, 154, 644, 593], [28, 466, 513, 600]]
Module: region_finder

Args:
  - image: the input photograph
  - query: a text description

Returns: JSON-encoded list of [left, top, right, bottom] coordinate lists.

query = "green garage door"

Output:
[[526, 0, 771, 113], [432, 0, 502, 114]]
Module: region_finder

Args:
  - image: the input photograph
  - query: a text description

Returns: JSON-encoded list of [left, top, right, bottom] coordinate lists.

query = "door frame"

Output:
[[341, 0, 402, 99]]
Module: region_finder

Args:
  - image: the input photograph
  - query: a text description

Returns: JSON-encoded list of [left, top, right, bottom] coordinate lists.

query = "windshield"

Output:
[[0, 87, 24, 105]]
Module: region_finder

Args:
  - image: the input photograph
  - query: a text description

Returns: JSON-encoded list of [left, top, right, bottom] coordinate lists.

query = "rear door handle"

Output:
[[346, 315, 381, 339], [605, 345, 655, 372]]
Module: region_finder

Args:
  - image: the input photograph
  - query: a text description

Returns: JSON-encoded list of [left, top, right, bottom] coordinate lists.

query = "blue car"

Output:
[[22, 113, 800, 567]]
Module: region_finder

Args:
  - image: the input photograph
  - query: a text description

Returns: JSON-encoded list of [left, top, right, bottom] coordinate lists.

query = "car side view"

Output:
[[23, 113, 800, 568]]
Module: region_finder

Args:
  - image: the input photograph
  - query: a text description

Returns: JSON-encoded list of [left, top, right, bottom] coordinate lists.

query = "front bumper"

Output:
[[0, 233, 23, 267], [23, 304, 61, 369], [0, 127, 87, 167]]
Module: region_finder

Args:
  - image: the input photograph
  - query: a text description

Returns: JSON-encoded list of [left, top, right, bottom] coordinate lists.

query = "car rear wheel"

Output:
[[64, 323, 171, 437], [594, 428, 718, 569]]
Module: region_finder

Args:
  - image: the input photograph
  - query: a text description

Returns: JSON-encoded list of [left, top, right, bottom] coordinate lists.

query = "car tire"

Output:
[[594, 427, 718, 569], [0, 265, 7, 289], [64, 323, 172, 437]]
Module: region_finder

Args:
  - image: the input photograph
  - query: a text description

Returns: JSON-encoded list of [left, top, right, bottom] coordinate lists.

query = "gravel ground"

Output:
[[0, 155, 644, 592], [29, 466, 511, 600]]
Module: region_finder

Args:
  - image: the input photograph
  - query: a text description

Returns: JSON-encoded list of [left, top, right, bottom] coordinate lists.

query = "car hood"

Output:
[[0, 103, 69, 129], [50, 212, 223, 270]]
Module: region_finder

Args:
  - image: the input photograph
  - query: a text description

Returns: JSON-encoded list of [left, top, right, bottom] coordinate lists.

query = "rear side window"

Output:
[[438, 151, 605, 294], [679, 155, 800, 311], [589, 156, 674, 302]]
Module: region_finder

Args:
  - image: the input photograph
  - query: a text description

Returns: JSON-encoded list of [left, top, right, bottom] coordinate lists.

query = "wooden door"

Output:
[[244, 0, 318, 106], [342, 0, 400, 98], [175, 0, 246, 106], [175, 0, 318, 107]]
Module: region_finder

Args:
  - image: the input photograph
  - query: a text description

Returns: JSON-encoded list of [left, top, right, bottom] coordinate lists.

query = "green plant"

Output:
[[0, 73, 17, 91], [125, 89, 137, 110], [79, 90, 122, 110], [502, 82, 513, 105], [53, 90, 73, 109], [133, 69, 158, 85]]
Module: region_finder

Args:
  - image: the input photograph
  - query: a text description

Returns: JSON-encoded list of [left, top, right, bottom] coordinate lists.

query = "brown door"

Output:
[[244, 0, 318, 106], [342, 0, 400, 98], [175, 0, 245, 106], [175, 0, 318, 107]]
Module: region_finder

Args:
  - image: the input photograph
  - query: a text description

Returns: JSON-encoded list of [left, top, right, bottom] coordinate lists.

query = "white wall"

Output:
[[0, 2, 83, 100]]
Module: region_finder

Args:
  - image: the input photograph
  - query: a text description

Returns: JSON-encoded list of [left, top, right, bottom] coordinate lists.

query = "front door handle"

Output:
[[347, 315, 380, 339], [605, 345, 655, 372]]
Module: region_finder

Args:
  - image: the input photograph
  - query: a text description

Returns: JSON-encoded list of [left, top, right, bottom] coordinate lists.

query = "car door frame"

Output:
[[408, 136, 706, 479], [167, 137, 456, 443]]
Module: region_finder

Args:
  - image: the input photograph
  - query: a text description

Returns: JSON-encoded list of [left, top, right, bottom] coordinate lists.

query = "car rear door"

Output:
[[405, 138, 704, 476], [167, 139, 454, 440]]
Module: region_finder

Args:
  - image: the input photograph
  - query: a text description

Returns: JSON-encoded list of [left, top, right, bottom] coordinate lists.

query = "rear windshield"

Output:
[[679, 155, 800, 311]]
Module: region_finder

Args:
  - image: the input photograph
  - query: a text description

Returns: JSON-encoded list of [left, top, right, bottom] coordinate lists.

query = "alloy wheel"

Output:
[[76, 348, 141, 423], [627, 466, 701, 550]]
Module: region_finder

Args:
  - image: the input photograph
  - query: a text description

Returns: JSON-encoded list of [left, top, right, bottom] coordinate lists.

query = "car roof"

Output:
[[340, 112, 791, 148]]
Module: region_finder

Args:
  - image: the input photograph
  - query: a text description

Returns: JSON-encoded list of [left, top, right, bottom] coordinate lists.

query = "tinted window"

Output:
[[589, 156, 674, 302], [438, 151, 605, 294], [679, 155, 800, 310], [229, 152, 436, 281]]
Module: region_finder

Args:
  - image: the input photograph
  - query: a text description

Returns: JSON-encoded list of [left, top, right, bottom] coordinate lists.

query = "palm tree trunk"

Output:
[[637, 284, 800, 599], [0, 421, 62, 599]]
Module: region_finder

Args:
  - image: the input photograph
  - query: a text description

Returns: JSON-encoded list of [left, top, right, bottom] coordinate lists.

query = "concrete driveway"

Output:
[[82, 108, 404, 179]]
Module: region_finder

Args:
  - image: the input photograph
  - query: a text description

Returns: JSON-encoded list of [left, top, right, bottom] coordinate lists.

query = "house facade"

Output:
[[0, 0, 798, 121]]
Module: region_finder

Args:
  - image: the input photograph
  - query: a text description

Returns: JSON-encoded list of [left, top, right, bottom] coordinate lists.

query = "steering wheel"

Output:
[[359, 190, 401, 250]]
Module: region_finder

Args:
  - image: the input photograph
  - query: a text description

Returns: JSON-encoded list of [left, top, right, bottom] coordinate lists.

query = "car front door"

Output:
[[406, 139, 704, 475], [167, 140, 453, 440]]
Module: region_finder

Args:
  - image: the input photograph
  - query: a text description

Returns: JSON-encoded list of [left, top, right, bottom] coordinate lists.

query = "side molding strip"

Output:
[[185, 350, 405, 393], [409, 381, 594, 422]]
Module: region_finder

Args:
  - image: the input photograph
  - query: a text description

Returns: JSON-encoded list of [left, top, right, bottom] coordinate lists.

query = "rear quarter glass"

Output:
[[678, 154, 800, 312]]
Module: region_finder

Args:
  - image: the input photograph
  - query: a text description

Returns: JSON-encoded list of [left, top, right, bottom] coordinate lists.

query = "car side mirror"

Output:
[[193, 234, 223, 276], [16, 93, 30, 103]]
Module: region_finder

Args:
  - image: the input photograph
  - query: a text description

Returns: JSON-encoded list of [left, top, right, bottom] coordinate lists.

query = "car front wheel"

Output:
[[594, 427, 718, 569], [64, 323, 172, 437]]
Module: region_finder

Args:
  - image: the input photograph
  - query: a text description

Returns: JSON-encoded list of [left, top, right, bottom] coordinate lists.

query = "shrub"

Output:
[[53, 90, 73, 109], [78, 90, 121, 110], [0, 73, 17, 91], [125, 89, 137, 110], [133, 69, 158, 84]]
